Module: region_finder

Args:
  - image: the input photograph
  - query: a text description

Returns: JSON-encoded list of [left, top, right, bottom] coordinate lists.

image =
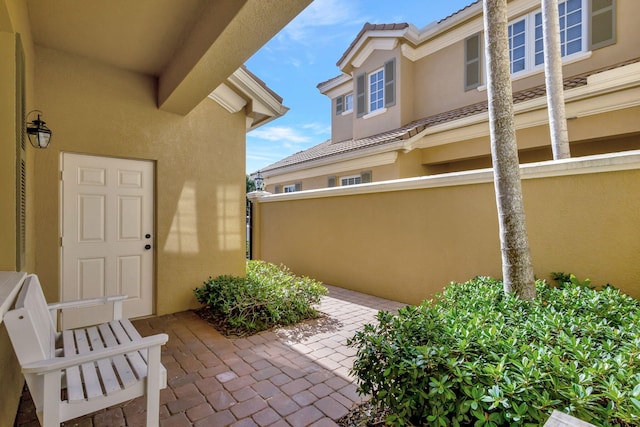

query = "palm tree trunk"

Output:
[[483, 0, 536, 300], [542, 0, 571, 159]]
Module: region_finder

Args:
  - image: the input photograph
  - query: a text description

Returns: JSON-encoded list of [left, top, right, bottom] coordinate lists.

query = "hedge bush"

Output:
[[194, 260, 327, 336], [348, 276, 640, 426]]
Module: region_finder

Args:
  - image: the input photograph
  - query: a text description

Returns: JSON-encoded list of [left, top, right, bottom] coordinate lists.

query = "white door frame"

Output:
[[59, 152, 155, 328]]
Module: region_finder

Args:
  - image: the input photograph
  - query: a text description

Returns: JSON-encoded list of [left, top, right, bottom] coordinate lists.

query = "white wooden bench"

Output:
[[4, 274, 168, 427]]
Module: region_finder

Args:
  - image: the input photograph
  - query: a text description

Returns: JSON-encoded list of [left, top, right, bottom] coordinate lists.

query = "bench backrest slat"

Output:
[[4, 274, 56, 364]]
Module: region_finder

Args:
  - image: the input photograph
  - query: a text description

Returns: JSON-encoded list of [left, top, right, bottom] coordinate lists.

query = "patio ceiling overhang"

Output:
[[26, 0, 311, 116]]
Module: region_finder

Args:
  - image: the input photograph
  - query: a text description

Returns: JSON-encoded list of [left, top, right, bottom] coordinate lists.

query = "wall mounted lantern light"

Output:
[[26, 110, 52, 149], [254, 171, 264, 191]]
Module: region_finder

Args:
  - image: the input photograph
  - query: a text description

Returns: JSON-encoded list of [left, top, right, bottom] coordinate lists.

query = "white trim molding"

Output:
[[255, 150, 640, 203], [264, 151, 398, 185]]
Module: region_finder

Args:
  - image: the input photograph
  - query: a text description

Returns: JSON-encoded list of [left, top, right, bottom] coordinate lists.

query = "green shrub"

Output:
[[194, 260, 327, 336], [348, 276, 640, 426]]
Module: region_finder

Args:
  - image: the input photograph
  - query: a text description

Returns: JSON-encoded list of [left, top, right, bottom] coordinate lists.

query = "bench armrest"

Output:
[[22, 333, 168, 374], [47, 294, 128, 311], [48, 295, 128, 328]]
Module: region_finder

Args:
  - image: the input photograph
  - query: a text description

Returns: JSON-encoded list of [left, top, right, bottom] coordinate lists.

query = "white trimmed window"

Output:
[[344, 93, 353, 112], [507, 0, 587, 75], [341, 175, 362, 186], [368, 68, 384, 113], [356, 59, 395, 117], [335, 93, 354, 115], [340, 171, 372, 186]]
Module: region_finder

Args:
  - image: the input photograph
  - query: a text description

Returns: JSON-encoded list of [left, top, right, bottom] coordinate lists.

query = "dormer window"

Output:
[[356, 58, 395, 118], [369, 68, 385, 112], [344, 94, 353, 112], [335, 93, 354, 115]]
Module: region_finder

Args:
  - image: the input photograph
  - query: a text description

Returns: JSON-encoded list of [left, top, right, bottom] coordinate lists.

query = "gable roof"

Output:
[[261, 59, 640, 175], [336, 23, 409, 67]]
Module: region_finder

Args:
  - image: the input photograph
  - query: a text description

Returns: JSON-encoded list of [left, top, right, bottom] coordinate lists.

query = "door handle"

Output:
[[144, 244, 151, 250], [145, 234, 151, 239]]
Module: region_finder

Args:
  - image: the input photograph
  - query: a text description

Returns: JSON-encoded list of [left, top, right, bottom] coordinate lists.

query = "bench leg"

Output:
[[42, 371, 62, 427], [145, 345, 162, 427]]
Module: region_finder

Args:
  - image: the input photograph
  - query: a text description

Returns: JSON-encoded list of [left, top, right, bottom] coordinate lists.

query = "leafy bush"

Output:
[[348, 276, 640, 426], [194, 260, 327, 336]]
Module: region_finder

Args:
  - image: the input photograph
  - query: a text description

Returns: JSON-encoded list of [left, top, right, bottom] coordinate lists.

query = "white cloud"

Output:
[[283, 0, 360, 43], [248, 126, 311, 143], [302, 122, 331, 135]]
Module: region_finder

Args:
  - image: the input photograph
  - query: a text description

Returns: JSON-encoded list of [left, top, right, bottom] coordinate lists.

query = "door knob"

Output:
[[145, 234, 151, 239], [144, 244, 151, 250]]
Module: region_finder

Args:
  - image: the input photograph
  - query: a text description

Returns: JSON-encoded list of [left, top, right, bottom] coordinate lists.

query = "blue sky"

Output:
[[245, 0, 475, 174]]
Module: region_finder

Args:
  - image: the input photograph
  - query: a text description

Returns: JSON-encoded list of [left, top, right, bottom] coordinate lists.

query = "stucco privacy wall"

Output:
[[33, 46, 247, 315], [253, 152, 640, 304]]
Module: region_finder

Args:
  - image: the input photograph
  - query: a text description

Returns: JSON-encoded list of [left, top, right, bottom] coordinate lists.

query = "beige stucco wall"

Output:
[[412, 0, 640, 122], [0, 0, 36, 424], [33, 46, 247, 315], [254, 160, 640, 305], [352, 48, 403, 141]]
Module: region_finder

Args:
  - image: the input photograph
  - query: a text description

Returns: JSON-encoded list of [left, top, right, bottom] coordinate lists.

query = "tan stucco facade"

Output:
[[254, 153, 640, 305], [266, 0, 640, 193], [32, 46, 248, 314], [0, 0, 311, 424]]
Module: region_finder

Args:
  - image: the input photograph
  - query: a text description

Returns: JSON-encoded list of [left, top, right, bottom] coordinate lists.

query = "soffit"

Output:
[[27, 0, 206, 76], [27, 0, 311, 115]]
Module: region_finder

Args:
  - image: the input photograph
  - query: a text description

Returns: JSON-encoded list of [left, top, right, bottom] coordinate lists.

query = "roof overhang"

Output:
[[208, 67, 290, 131], [25, 0, 311, 116], [270, 60, 640, 181], [403, 61, 640, 152]]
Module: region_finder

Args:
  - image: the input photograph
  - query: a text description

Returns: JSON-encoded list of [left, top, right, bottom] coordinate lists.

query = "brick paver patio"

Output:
[[14, 285, 405, 427]]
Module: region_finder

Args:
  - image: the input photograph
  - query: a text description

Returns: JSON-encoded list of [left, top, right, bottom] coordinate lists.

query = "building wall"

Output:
[[254, 153, 640, 305], [330, 80, 355, 144], [412, 0, 640, 121], [0, 0, 36, 424], [33, 46, 247, 315], [352, 48, 403, 141]]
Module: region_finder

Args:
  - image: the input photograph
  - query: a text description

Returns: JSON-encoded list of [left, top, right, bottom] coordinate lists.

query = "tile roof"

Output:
[[240, 65, 283, 103], [437, 1, 481, 24], [336, 22, 409, 67], [260, 58, 640, 175]]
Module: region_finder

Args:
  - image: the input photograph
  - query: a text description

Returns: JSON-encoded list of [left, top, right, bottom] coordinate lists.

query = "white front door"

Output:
[[61, 153, 154, 329]]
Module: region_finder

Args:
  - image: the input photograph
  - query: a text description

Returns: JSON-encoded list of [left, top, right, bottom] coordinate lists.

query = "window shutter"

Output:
[[295, 182, 302, 191], [16, 34, 26, 271], [590, 0, 616, 50], [384, 59, 395, 107], [328, 176, 336, 187], [360, 171, 372, 184], [335, 96, 343, 115], [275, 185, 282, 194], [356, 73, 366, 117], [464, 34, 481, 91]]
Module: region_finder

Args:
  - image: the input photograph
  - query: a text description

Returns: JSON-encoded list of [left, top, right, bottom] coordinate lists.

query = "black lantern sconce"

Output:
[[26, 110, 52, 149], [254, 171, 264, 191]]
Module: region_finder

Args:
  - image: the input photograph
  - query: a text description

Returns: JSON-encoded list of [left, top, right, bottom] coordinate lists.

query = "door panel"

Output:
[[61, 153, 154, 329]]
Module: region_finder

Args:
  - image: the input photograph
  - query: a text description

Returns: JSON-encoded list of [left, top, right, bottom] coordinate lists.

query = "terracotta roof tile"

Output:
[[336, 22, 409, 67], [437, 1, 481, 24], [261, 59, 639, 174], [317, 74, 348, 90], [241, 65, 283, 103]]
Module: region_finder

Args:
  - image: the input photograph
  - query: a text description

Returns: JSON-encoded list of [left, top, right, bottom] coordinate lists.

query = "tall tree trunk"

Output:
[[542, 0, 571, 159], [483, 0, 536, 300]]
